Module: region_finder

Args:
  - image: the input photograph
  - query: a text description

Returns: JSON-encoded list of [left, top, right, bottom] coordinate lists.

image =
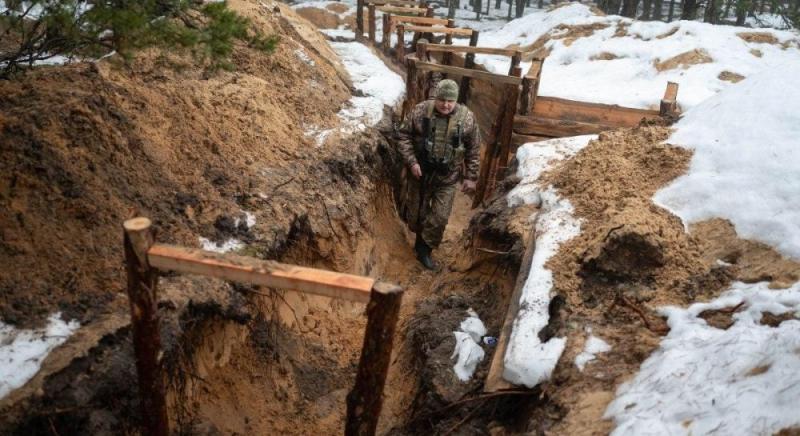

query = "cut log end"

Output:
[[124, 217, 152, 232], [372, 281, 404, 295]]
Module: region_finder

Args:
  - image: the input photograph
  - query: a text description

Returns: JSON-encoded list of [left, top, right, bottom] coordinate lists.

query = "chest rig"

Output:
[[416, 101, 467, 174]]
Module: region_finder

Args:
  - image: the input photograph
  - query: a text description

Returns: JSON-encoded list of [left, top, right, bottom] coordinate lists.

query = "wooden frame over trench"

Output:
[[123, 217, 403, 436]]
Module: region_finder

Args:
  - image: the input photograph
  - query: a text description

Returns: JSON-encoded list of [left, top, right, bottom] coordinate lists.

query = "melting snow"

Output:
[[1, 313, 80, 399], [575, 331, 611, 371], [199, 237, 243, 253]]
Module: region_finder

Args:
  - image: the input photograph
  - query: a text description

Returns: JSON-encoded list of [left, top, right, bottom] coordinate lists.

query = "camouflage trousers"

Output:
[[400, 170, 457, 248]]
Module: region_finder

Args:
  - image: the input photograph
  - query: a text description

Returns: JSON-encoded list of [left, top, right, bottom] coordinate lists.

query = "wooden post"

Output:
[[404, 58, 417, 119], [123, 217, 169, 436], [508, 52, 521, 76], [660, 81, 679, 117], [368, 4, 377, 44], [442, 19, 455, 66], [458, 30, 479, 105], [345, 282, 404, 436], [416, 40, 428, 61], [396, 24, 406, 64], [382, 14, 391, 54], [518, 58, 542, 115], [357, 0, 365, 40]]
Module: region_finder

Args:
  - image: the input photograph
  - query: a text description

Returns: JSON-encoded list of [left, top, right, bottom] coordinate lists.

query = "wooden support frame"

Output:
[[382, 13, 391, 54], [357, 0, 365, 40], [123, 218, 169, 436], [518, 58, 543, 115], [415, 60, 522, 85], [390, 15, 450, 26], [422, 44, 521, 57], [366, 0, 424, 5], [458, 30, 480, 105], [396, 24, 406, 63], [122, 218, 404, 436], [376, 5, 428, 14], [368, 4, 377, 43], [402, 24, 474, 36]]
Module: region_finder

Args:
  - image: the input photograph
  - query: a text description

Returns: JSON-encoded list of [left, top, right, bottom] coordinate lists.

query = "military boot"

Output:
[[414, 235, 437, 271]]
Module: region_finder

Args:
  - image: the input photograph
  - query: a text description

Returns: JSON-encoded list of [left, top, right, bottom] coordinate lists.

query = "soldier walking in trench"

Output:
[[397, 79, 481, 270]]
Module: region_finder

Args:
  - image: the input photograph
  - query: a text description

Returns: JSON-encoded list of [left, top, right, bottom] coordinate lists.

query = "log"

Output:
[[511, 132, 553, 147], [415, 61, 522, 85], [382, 14, 391, 53], [396, 24, 405, 63], [442, 19, 455, 66], [484, 228, 537, 392], [514, 115, 613, 137], [366, 0, 421, 5], [389, 15, 450, 25], [424, 44, 521, 57], [401, 24, 474, 36], [532, 96, 660, 127], [357, 0, 365, 40], [123, 218, 169, 436], [405, 58, 417, 118], [147, 244, 375, 303], [345, 282, 404, 436], [377, 5, 428, 14], [508, 52, 521, 76], [459, 30, 480, 105], [368, 4, 377, 43], [660, 81, 679, 116]]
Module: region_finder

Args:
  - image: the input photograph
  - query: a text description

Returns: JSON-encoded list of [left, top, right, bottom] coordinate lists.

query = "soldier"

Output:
[[397, 79, 481, 270]]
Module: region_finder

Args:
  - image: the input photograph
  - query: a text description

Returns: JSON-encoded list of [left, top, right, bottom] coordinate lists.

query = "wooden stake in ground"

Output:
[[123, 217, 169, 436], [345, 282, 404, 436], [458, 30, 480, 105]]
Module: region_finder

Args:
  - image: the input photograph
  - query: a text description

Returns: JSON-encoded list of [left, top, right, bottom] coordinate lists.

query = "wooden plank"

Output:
[[396, 24, 405, 63], [345, 282, 404, 436], [402, 25, 474, 36], [485, 228, 537, 392], [660, 81, 679, 116], [514, 115, 612, 137], [368, 4, 376, 43], [459, 30, 480, 105], [147, 244, 375, 303], [390, 15, 450, 26], [367, 0, 423, 6], [415, 61, 521, 86], [382, 13, 391, 53], [511, 132, 553, 146], [532, 96, 660, 128], [357, 0, 365, 39], [377, 5, 428, 14], [424, 43, 521, 57]]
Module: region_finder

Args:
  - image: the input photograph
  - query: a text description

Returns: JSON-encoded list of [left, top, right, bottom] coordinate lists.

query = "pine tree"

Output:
[[0, 0, 279, 79]]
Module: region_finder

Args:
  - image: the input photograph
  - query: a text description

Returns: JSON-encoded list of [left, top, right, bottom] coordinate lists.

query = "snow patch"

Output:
[[654, 62, 800, 260], [199, 237, 243, 253], [605, 281, 800, 435], [1, 313, 80, 399], [294, 48, 315, 66], [503, 135, 594, 388], [575, 331, 611, 371]]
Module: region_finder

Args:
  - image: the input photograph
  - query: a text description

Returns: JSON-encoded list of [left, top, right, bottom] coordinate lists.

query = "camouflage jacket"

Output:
[[397, 100, 481, 185]]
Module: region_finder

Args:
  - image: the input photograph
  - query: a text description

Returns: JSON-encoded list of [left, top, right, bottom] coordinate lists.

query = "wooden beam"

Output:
[[514, 115, 613, 137], [368, 4, 376, 43], [519, 58, 543, 115], [147, 244, 375, 303], [396, 24, 405, 63], [415, 61, 522, 85], [459, 30, 480, 105], [511, 132, 553, 146], [382, 13, 391, 54], [377, 5, 428, 14], [423, 44, 521, 57], [660, 81, 679, 116], [367, 0, 423, 5], [402, 24, 474, 36], [390, 15, 450, 26], [357, 0, 365, 40], [485, 228, 537, 392], [123, 218, 169, 436], [532, 96, 660, 128], [345, 282, 404, 436]]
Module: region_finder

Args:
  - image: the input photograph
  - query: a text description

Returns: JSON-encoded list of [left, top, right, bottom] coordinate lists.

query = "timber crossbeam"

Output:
[[122, 218, 403, 436]]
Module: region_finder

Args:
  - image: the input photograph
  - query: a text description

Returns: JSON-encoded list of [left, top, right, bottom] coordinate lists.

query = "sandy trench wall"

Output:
[[0, 0, 405, 433]]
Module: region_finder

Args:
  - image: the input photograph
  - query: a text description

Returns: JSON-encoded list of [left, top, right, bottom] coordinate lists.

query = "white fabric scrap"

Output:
[[451, 309, 487, 381], [575, 333, 612, 371]]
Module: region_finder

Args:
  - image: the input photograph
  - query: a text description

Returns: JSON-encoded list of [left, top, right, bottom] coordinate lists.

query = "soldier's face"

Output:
[[434, 98, 456, 115]]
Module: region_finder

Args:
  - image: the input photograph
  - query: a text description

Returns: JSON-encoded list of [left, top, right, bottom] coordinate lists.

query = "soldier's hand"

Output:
[[411, 163, 422, 179], [461, 180, 476, 193]]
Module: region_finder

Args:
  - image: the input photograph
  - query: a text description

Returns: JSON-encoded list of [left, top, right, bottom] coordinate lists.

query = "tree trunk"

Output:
[[704, 0, 718, 22], [642, 0, 653, 18], [538, 0, 544, 8], [449, 0, 458, 18], [607, 0, 623, 14], [681, 0, 698, 18], [475, 0, 483, 19], [668, 0, 676, 19], [735, 0, 748, 24], [622, 0, 641, 16], [516, 0, 526, 17], [723, 0, 734, 20], [496, 0, 502, 9], [653, 0, 664, 19]]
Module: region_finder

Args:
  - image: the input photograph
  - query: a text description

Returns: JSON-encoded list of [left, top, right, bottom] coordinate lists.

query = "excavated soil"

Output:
[[528, 125, 800, 434], [653, 48, 713, 71]]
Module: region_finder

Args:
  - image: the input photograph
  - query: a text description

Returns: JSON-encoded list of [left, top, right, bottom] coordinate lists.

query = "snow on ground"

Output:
[[451, 309, 487, 381], [605, 281, 800, 435], [654, 61, 800, 260], [503, 135, 596, 387], [199, 237, 244, 253], [574, 330, 611, 371], [464, 3, 799, 109], [0, 313, 80, 399]]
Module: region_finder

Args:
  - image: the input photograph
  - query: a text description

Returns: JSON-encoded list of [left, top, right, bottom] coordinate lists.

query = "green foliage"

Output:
[[0, 0, 280, 78]]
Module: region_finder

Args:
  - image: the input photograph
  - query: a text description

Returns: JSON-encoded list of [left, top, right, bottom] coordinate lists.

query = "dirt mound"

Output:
[[737, 31, 780, 45], [294, 6, 341, 29], [654, 48, 713, 71], [718, 70, 745, 83], [0, 0, 351, 329], [326, 3, 351, 14], [590, 51, 620, 61]]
